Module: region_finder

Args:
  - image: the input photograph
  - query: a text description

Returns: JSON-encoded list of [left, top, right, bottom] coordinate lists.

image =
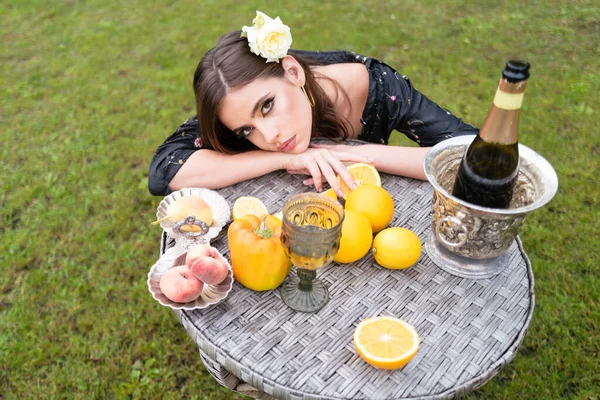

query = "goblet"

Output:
[[280, 193, 344, 313]]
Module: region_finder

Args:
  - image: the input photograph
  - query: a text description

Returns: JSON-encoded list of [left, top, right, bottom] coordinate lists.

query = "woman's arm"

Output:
[[170, 147, 373, 194], [311, 143, 429, 180], [169, 148, 288, 190], [347, 144, 429, 180]]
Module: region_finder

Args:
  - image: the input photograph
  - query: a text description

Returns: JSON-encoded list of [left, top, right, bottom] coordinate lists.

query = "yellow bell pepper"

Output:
[[227, 214, 291, 291]]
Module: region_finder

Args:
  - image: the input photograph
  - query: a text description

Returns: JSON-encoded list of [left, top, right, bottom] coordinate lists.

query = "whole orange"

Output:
[[333, 210, 373, 263], [345, 184, 394, 233]]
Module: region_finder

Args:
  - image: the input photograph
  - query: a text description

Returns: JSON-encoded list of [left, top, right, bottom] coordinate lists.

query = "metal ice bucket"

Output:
[[423, 135, 558, 278]]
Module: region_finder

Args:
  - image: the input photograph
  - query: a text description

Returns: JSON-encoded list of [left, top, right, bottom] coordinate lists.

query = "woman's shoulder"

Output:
[[291, 50, 371, 95], [290, 50, 359, 65], [315, 62, 369, 138], [316, 63, 369, 98]]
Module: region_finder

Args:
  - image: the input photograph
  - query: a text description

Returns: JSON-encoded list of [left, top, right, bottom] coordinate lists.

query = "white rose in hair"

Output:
[[241, 11, 292, 63]]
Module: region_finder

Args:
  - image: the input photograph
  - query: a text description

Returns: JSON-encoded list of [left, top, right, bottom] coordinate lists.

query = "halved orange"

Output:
[[338, 163, 381, 198], [354, 316, 419, 370], [232, 196, 268, 221]]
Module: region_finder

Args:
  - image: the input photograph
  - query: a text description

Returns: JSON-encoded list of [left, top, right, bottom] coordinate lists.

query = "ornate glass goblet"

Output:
[[280, 193, 344, 313]]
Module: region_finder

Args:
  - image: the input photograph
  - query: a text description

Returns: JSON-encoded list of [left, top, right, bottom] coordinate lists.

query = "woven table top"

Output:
[[163, 146, 534, 399]]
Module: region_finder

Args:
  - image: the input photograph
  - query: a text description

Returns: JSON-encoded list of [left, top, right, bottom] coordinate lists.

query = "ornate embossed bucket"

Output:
[[423, 135, 558, 278]]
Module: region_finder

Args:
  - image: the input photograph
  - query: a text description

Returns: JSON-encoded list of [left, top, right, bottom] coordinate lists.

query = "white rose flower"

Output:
[[241, 11, 292, 63]]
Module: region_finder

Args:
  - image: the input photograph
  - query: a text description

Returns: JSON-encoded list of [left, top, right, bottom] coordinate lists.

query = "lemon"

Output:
[[372, 227, 422, 269], [272, 211, 283, 221], [338, 162, 381, 198], [321, 188, 338, 200], [345, 184, 394, 233], [354, 316, 419, 370], [333, 210, 373, 263], [232, 196, 268, 221]]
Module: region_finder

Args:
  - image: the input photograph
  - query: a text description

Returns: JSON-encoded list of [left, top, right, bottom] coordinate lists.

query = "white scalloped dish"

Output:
[[147, 246, 234, 310], [156, 188, 231, 243]]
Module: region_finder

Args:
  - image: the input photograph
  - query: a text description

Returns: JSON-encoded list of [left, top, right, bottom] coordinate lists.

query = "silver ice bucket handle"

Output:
[[435, 214, 468, 248]]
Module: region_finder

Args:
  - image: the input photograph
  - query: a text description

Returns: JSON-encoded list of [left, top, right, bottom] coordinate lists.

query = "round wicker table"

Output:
[[160, 162, 535, 400]]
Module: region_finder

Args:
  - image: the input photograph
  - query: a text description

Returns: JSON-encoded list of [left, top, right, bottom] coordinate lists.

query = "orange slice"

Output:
[[232, 196, 268, 221], [354, 316, 419, 370], [338, 163, 381, 198]]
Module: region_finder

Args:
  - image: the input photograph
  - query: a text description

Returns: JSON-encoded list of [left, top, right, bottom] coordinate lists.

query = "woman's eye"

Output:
[[261, 98, 274, 114], [236, 97, 274, 139], [241, 127, 254, 137]]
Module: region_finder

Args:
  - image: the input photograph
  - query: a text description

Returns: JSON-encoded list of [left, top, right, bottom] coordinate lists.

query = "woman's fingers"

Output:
[[295, 150, 344, 195], [302, 177, 315, 186], [314, 152, 353, 196], [305, 162, 324, 192], [316, 149, 369, 197], [313, 152, 340, 194], [288, 148, 374, 195], [332, 164, 357, 194], [329, 151, 375, 193]]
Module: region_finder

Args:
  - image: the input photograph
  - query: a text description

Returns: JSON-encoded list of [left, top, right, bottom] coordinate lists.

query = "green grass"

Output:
[[1, 0, 598, 398]]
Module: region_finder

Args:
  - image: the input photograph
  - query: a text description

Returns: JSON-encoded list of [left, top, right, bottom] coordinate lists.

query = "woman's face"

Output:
[[217, 67, 313, 153]]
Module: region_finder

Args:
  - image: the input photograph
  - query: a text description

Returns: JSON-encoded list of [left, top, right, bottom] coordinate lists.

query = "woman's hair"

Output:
[[193, 30, 351, 154]]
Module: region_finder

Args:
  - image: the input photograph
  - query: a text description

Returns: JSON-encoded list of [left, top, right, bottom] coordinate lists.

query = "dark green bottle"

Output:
[[452, 60, 530, 208]]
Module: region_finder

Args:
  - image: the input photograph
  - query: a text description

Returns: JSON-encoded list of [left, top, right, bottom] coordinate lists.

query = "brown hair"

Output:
[[193, 30, 351, 154]]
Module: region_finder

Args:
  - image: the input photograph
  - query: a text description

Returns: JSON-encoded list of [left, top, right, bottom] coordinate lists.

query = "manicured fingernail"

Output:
[[337, 190, 344, 198], [352, 183, 358, 190], [303, 179, 310, 185]]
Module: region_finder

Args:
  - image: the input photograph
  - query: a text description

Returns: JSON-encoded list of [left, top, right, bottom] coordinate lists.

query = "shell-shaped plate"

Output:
[[156, 188, 231, 243], [147, 245, 234, 310]]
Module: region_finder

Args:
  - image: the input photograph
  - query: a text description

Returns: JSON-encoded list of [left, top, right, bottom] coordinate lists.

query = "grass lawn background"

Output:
[[1, 0, 598, 398]]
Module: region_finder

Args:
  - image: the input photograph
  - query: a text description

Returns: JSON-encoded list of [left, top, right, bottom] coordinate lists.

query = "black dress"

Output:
[[148, 51, 478, 196]]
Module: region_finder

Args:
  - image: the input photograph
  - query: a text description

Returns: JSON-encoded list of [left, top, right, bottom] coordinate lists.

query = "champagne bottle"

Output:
[[452, 60, 530, 208]]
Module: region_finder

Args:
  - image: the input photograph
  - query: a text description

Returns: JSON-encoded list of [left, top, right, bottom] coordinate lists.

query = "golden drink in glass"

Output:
[[280, 193, 344, 312]]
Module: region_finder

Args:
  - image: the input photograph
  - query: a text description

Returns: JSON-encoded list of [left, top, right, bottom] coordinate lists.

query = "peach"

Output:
[[159, 265, 204, 303], [186, 246, 229, 285]]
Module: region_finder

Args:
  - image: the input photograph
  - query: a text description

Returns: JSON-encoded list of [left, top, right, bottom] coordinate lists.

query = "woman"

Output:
[[148, 12, 477, 197]]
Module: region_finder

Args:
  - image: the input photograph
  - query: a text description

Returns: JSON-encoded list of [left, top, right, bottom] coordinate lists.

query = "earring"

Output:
[[300, 84, 315, 108]]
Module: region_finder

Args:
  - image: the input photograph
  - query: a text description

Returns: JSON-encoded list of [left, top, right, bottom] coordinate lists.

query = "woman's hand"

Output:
[[283, 147, 372, 196]]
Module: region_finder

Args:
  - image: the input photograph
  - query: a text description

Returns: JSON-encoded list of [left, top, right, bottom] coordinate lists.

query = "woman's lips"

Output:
[[278, 136, 296, 152]]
